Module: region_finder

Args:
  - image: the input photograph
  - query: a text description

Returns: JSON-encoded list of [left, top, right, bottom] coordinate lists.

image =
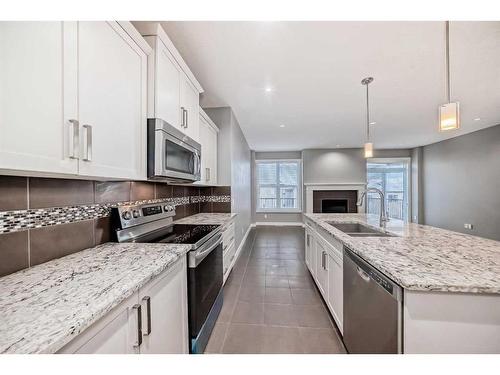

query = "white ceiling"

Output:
[[160, 21, 500, 151]]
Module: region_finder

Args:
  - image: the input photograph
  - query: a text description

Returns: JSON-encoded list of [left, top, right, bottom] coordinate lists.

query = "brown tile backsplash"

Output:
[[0, 231, 29, 277], [130, 181, 155, 201], [29, 178, 94, 209], [155, 183, 172, 199], [172, 186, 186, 220], [0, 176, 28, 211], [94, 216, 112, 246], [30, 220, 95, 266], [95, 181, 130, 204], [0, 175, 230, 277]]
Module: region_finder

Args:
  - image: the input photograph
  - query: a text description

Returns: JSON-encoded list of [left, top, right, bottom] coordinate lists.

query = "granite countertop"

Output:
[[0, 242, 191, 354], [304, 213, 500, 294], [174, 212, 237, 225]]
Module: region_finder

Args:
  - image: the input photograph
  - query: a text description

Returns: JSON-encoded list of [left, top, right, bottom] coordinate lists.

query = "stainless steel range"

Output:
[[112, 202, 223, 354]]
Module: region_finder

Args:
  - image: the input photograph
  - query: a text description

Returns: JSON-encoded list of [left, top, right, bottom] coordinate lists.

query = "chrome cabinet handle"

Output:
[[82, 124, 92, 161], [142, 296, 152, 336], [206, 167, 210, 182], [306, 234, 310, 247], [132, 304, 142, 347], [180, 107, 186, 128], [323, 252, 328, 271], [68, 119, 79, 159], [185, 109, 188, 128]]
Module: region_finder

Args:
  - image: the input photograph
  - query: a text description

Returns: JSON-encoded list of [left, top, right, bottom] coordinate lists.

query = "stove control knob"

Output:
[[122, 211, 131, 220], [164, 205, 171, 212], [132, 210, 140, 218]]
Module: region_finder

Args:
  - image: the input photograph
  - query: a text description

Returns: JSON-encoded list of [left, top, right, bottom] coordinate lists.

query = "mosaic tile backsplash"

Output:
[[0, 176, 231, 277]]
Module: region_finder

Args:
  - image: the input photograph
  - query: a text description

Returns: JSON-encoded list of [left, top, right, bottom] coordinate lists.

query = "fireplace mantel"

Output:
[[304, 182, 366, 213]]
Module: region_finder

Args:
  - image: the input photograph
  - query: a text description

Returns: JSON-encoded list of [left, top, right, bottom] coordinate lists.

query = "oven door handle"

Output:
[[189, 234, 222, 268]]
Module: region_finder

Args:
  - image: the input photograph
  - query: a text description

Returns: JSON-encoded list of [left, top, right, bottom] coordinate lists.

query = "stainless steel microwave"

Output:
[[147, 118, 201, 183]]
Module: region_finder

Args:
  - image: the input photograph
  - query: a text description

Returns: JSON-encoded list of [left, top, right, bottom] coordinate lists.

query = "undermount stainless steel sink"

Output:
[[327, 222, 396, 238]]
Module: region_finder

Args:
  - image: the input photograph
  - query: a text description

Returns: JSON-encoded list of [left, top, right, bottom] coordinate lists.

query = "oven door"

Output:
[[187, 235, 223, 342], [148, 118, 201, 182]]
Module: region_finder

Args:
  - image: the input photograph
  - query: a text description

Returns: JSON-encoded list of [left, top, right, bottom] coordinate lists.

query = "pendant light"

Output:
[[439, 21, 460, 131], [361, 77, 374, 158]]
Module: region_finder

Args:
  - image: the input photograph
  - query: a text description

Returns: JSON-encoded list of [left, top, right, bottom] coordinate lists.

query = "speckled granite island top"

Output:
[[304, 213, 500, 294], [0, 242, 191, 354]]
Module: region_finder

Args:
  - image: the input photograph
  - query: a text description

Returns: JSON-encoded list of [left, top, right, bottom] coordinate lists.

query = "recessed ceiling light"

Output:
[[473, 117, 481, 121], [279, 124, 285, 128], [369, 122, 377, 125], [265, 87, 273, 92]]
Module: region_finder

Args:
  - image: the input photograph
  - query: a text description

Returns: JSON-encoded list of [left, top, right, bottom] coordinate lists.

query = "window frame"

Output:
[[255, 159, 302, 213], [366, 157, 411, 223]]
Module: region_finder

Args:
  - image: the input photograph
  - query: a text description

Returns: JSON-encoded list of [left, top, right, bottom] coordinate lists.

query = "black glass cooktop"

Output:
[[137, 224, 220, 245]]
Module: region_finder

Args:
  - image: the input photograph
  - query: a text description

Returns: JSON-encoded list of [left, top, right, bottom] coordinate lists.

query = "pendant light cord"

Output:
[[366, 81, 370, 141], [446, 20, 451, 102]]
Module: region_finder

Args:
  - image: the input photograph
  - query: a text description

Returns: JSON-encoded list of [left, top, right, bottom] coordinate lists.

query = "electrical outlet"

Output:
[[464, 223, 474, 230]]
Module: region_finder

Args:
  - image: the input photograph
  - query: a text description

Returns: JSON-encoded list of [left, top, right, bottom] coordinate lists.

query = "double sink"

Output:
[[327, 222, 396, 238]]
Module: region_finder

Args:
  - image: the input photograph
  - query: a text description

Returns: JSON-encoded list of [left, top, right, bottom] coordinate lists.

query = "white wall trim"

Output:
[[254, 221, 304, 227], [305, 182, 366, 213]]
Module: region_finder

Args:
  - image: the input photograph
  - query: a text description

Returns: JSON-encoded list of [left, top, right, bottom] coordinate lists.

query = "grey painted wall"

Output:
[[411, 147, 424, 224], [422, 125, 500, 240], [252, 151, 303, 224], [205, 107, 252, 248], [302, 148, 366, 184]]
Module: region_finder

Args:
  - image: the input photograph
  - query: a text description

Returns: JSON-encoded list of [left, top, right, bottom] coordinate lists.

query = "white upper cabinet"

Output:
[[198, 109, 218, 185], [0, 21, 150, 180], [133, 22, 203, 142], [147, 35, 182, 130], [77, 22, 148, 179], [0, 22, 78, 175]]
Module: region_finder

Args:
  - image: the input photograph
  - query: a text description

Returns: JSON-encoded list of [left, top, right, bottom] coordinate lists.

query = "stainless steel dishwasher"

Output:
[[343, 247, 403, 354]]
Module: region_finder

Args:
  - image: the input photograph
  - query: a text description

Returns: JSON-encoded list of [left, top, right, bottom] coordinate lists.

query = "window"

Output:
[[366, 158, 410, 223], [256, 160, 301, 212]]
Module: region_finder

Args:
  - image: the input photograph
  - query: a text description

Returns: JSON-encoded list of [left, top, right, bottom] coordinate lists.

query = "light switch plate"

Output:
[[464, 223, 473, 230]]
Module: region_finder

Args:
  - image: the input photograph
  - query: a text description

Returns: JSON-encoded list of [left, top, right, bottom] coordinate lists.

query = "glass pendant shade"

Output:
[[364, 142, 373, 158], [439, 102, 460, 131]]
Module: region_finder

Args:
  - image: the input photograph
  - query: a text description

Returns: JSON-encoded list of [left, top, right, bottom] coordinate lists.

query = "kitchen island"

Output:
[[304, 213, 500, 354]]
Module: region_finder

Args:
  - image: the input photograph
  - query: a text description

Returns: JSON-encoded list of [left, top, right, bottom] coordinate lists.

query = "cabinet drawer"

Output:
[[222, 222, 235, 251]]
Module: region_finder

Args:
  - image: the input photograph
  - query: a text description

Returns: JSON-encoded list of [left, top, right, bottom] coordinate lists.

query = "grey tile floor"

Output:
[[205, 226, 346, 354]]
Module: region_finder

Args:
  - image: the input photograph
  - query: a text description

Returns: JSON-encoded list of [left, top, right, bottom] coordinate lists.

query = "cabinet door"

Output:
[[77, 21, 147, 179], [59, 292, 140, 354], [180, 76, 199, 141], [0, 21, 78, 175], [315, 239, 329, 298], [198, 115, 218, 184], [154, 37, 182, 130], [139, 257, 189, 354], [327, 252, 343, 334], [305, 228, 313, 270]]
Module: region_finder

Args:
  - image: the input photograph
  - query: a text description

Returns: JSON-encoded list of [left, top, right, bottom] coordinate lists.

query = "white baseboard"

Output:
[[254, 221, 305, 227]]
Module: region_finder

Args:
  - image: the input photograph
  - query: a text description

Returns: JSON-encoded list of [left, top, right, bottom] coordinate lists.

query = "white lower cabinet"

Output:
[[305, 224, 344, 335], [327, 252, 344, 334], [222, 218, 237, 283], [59, 257, 188, 354], [315, 238, 329, 297]]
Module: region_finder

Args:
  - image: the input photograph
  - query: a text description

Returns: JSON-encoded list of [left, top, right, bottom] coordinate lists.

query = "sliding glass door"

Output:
[[366, 158, 410, 223]]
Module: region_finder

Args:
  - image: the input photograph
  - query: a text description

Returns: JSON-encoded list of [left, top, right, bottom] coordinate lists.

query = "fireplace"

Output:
[[313, 190, 358, 213], [321, 199, 348, 213]]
